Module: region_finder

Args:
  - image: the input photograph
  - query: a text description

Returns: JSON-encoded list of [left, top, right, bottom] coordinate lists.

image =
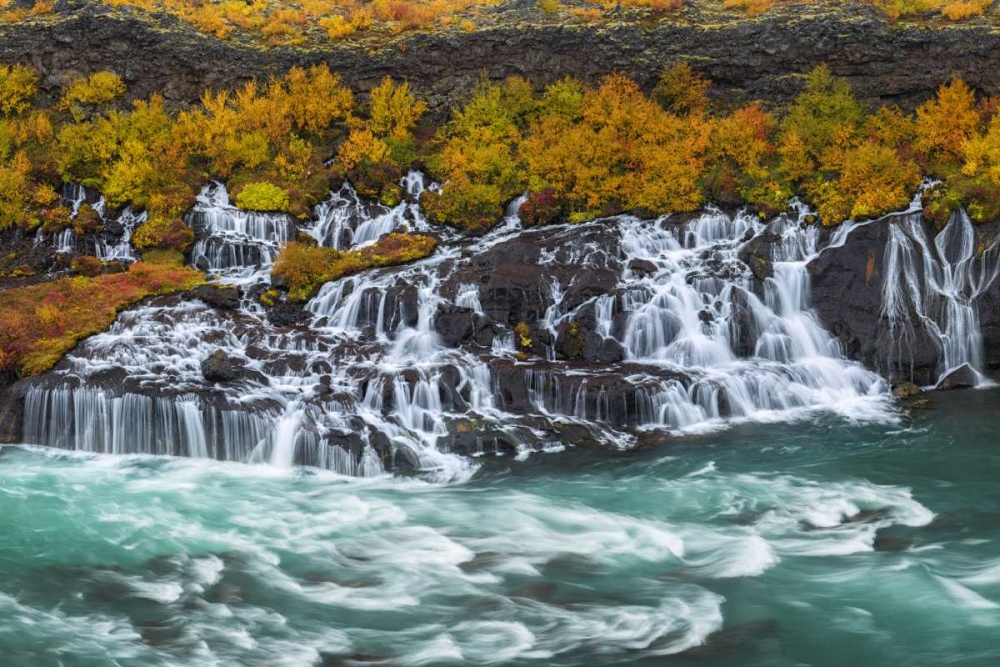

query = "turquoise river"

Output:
[[1, 387, 998, 667]]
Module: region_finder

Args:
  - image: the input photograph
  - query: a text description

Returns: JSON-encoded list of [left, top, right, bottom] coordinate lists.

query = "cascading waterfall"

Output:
[[308, 180, 430, 249], [188, 182, 297, 281], [22, 171, 999, 478], [46, 184, 143, 262], [96, 207, 146, 262], [881, 209, 1000, 386], [601, 208, 887, 429]]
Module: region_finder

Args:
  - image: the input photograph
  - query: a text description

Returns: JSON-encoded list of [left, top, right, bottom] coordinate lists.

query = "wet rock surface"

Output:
[[186, 284, 241, 310], [808, 212, 1000, 386], [201, 350, 267, 385], [938, 363, 978, 390]]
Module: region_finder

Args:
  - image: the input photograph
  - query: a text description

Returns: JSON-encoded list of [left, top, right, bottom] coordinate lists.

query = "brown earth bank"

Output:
[[2, 0, 1000, 117]]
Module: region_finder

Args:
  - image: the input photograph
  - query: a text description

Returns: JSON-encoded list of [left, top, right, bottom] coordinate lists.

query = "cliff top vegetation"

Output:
[[1, 53, 998, 264], [1, 0, 997, 49]]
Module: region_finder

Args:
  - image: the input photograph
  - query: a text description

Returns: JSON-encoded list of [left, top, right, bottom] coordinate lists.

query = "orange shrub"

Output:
[[723, 0, 774, 15], [941, 0, 991, 19]]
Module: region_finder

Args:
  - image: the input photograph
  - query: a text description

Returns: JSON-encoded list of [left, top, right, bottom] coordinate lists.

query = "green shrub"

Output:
[[70, 255, 103, 277], [133, 216, 195, 252], [235, 181, 291, 212]]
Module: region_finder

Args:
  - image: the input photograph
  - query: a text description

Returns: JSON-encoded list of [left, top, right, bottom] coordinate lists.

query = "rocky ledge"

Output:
[[2, 196, 998, 473]]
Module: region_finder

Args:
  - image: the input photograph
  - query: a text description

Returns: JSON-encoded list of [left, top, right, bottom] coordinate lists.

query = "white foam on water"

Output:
[[936, 576, 1000, 612], [679, 533, 780, 579], [449, 620, 543, 663], [959, 561, 1000, 586]]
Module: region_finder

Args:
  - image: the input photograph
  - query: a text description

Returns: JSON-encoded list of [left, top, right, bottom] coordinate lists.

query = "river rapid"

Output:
[[2, 385, 998, 667]]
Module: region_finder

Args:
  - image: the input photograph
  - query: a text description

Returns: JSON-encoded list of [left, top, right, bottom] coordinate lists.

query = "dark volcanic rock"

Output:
[[0, 375, 24, 444], [628, 258, 658, 277], [809, 214, 939, 385], [442, 223, 623, 328], [4, 3, 1000, 119], [201, 350, 267, 385], [938, 363, 978, 390], [738, 231, 780, 281], [187, 284, 241, 310], [434, 304, 475, 347], [874, 534, 913, 552], [440, 417, 518, 457], [555, 321, 624, 363], [810, 213, 1000, 385], [976, 221, 1000, 370], [492, 358, 690, 428], [385, 282, 419, 330], [267, 300, 309, 327]]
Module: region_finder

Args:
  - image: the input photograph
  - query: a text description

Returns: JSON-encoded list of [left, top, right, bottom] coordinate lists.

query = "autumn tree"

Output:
[[0, 64, 38, 117], [335, 76, 426, 202], [423, 77, 534, 231], [914, 78, 981, 170], [705, 103, 787, 211], [0, 150, 32, 230], [963, 114, 1000, 188], [813, 140, 920, 223], [779, 65, 864, 183], [523, 73, 709, 221], [59, 71, 127, 120], [652, 63, 710, 116]]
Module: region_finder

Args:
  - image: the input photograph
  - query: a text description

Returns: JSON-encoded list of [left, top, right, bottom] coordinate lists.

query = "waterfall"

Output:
[[881, 209, 1000, 386], [269, 409, 303, 468], [187, 182, 296, 281], [96, 207, 146, 262], [26, 171, 1000, 478], [54, 229, 76, 254], [57, 184, 145, 262], [308, 178, 430, 249], [608, 208, 887, 429]]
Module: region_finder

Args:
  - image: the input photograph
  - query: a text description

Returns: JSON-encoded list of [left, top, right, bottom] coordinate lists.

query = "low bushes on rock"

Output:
[[0, 261, 204, 376], [273, 232, 437, 302]]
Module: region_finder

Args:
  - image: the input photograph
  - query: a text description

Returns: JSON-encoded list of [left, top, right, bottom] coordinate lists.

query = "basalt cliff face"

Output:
[[2, 2, 1000, 115], [1, 177, 998, 472]]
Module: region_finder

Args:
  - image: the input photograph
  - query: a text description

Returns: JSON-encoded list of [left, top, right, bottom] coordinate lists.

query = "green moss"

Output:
[[515, 321, 532, 350], [70, 255, 103, 277], [259, 289, 281, 307], [141, 248, 186, 266], [133, 216, 195, 252], [559, 320, 586, 358]]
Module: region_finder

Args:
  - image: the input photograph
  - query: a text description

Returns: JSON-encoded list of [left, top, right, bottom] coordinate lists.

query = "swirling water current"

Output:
[[1, 387, 999, 667]]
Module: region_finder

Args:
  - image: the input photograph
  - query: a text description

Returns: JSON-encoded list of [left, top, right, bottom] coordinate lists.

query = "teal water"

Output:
[[1, 388, 998, 667]]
